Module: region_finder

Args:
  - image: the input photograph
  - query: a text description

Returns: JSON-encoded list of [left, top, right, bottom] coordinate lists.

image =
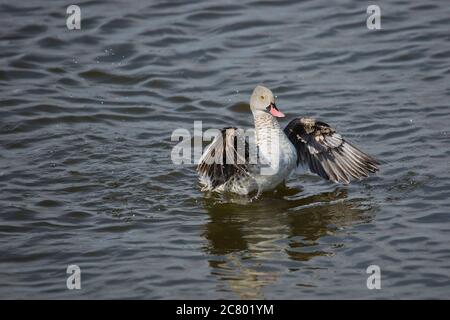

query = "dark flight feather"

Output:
[[197, 127, 253, 189], [284, 117, 379, 184]]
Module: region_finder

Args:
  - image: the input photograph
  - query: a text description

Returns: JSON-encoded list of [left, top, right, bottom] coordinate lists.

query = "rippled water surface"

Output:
[[1, 0, 449, 299]]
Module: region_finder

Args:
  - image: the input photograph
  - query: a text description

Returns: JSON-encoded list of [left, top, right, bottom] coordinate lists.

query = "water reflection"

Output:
[[202, 186, 374, 299]]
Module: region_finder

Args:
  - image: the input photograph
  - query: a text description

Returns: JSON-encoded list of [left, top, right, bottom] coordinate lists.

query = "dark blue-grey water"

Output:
[[0, 0, 449, 299]]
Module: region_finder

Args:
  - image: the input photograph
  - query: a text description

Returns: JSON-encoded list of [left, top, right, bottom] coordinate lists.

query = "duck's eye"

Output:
[[260, 96, 265, 100]]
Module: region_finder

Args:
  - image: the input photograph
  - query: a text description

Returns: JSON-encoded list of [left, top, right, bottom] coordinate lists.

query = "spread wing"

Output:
[[197, 127, 253, 189], [284, 118, 379, 184]]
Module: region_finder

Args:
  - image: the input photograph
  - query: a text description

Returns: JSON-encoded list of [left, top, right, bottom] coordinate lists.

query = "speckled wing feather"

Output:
[[284, 118, 379, 184], [197, 127, 252, 189]]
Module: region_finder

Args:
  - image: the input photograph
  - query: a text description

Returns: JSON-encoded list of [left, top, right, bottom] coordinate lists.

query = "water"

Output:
[[0, 0, 449, 299]]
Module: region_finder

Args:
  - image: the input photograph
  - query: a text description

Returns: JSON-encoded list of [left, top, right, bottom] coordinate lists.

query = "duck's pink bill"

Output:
[[269, 106, 285, 117]]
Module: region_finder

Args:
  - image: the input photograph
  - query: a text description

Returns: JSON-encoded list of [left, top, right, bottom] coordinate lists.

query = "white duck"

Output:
[[197, 85, 379, 195]]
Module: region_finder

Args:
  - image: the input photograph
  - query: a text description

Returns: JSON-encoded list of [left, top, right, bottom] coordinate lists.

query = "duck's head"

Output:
[[249, 85, 285, 117]]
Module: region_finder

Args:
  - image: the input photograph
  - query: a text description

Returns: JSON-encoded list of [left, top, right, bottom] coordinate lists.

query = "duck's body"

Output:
[[251, 112, 298, 192], [197, 86, 379, 195]]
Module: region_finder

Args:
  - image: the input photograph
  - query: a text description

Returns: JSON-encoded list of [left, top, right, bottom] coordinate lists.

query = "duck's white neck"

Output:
[[252, 111, 281, 141], [253, 111, 281, 128]]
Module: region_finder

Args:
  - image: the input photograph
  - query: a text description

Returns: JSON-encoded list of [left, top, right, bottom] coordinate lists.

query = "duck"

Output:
[[197, 85, 379, 195]]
